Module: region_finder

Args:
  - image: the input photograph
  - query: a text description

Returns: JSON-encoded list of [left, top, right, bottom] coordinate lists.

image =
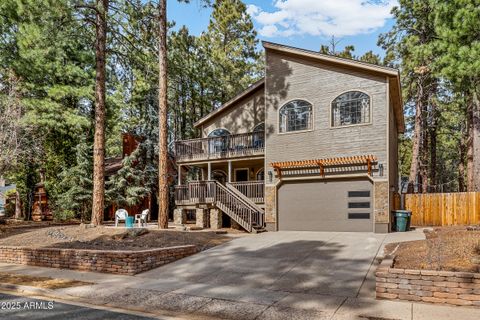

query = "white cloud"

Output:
[[248, 0, 397, 38]]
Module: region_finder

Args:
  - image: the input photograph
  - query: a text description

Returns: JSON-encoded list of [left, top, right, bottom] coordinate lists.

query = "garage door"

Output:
[[278, 179, 373, 232]]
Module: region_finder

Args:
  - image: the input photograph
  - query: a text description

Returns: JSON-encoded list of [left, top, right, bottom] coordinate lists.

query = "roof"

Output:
[[193, 41, 405, 133], [194, 78, 265, 128], [262, 41, 405, 133]]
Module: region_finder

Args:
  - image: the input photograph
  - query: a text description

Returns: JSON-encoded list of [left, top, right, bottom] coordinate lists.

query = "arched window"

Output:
[[256, 168, 264, 181], [279, 100, 312, 133], [331, 91, 370, 127], [208, 128, 230, 153], [253, 123, 265, 148], [208, 128, 231, 137]]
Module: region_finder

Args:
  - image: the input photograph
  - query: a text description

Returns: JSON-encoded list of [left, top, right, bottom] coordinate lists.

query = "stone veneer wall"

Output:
[[376, 256, 480, 307], [0, 245, 197, 275], [264, 185, 276, 231], [374, 180, 390, 233]]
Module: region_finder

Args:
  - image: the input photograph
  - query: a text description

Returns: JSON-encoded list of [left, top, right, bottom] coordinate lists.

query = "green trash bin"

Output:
[[125, 216, 134, 228], [394, 210, 411, 232]]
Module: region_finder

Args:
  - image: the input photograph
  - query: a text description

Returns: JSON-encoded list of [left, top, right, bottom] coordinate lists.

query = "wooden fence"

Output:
[[405, 192, 480, 226]]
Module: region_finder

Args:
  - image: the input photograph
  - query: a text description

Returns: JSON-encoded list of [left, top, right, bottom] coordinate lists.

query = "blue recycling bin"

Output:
[[125, 216, 134, 228]]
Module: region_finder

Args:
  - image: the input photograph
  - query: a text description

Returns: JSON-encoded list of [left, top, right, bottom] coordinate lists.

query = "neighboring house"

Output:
[[173, 41, 404, 233], [105, 133, 183, 221], [0, 177, 16, 215]]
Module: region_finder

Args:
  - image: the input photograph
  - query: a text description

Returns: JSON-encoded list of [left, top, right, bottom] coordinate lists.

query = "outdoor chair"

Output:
[[135, 209, 149, 227], [115, 209, 128, 227]]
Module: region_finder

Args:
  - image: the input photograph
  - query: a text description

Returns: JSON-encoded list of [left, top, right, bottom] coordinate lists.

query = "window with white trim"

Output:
[[279, 100, 312, 133], [332, 91, 370, 127]]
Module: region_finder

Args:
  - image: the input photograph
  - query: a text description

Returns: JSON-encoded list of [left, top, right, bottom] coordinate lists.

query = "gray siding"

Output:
[[201, 89, 265, 137], [265, 50, 390, 183]]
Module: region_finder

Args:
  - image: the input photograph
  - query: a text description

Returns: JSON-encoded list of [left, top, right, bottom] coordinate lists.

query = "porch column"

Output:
[[207, 162, 212, 180], [228, 160, 232, 183], [177, 164, 182, 185]]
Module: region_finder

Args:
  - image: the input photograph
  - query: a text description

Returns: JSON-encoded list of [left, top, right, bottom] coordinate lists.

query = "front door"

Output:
[[235, 169, 249, 182]]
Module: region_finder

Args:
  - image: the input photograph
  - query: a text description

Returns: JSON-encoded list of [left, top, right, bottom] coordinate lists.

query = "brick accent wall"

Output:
[[376, 256, 480, 307], [0, 245, 197, 275]]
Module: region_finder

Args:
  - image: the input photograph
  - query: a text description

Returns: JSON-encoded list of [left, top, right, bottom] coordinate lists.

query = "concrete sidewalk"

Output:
[[1, 229, 479, 319]]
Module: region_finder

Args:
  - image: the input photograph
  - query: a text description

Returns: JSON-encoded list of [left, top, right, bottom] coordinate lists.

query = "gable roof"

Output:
[[262, 41, 405, 133], [193, 42, 405, 133], [194, 78, 265, 128]]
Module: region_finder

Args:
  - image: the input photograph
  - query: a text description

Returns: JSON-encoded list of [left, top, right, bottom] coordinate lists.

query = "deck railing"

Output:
[[175, 131, 264, 162], [174, 180, 264, 232], [229, 181, 264, 203]]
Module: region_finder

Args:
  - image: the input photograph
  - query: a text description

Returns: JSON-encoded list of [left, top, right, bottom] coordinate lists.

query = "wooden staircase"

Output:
[[215, 182, 265, 233], [174, 180, 265, 233]]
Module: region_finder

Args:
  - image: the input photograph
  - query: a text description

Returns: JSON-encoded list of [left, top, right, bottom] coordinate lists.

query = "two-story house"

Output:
[[173, 41, 404, 234]]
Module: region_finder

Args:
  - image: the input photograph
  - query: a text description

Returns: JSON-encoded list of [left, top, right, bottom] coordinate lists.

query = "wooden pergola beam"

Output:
[[270, 155, 377, 177]]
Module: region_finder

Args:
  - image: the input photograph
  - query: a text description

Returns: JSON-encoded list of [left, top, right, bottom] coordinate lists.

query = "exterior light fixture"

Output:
[[268, 170, 273, 183], [379, 164, 384, 177]]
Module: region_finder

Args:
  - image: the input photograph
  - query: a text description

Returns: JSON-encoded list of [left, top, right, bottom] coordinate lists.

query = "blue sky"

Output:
[[168, 0, 397, 57]]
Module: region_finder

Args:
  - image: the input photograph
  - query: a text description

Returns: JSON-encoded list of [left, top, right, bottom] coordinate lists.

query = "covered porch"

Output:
[[176, 158, 265, 205]]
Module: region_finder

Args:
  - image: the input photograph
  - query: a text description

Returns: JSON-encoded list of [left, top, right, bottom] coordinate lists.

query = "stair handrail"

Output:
[[225, 182, 264, 214], [215, 181, 264, 229]]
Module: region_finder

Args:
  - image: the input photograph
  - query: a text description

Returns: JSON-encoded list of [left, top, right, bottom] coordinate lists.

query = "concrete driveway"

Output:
[[140, 231, 385, 299], [5, 230, 480, 319]]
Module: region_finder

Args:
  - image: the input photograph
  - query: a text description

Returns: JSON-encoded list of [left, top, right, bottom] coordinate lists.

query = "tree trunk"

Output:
[[15, 190, 22, 219], [408, 79, 424, 193], [158, 0, 169, 229], [429, 98, 437, 191], [466, 97, 475, 191], [472, 90, 480, 191], [91, 0, 108, 225], [458, 135, 467, 192]]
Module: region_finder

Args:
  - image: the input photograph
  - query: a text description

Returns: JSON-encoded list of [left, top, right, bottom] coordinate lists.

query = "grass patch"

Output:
[[0, 272, 91, 289]]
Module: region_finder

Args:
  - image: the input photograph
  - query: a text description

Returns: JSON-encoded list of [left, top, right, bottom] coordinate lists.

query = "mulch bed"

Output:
[[385, 226, 480, 272]]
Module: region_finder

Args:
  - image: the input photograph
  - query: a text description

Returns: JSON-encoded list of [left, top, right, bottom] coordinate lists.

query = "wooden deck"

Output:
[[175, 181, 265, 205], [175, 131, 264, 163]]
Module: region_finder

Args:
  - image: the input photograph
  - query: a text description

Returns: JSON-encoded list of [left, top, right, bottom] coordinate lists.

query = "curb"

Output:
[[0, 283, 192, 319]]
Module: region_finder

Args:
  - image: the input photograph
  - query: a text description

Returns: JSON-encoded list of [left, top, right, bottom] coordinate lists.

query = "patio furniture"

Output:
[[115, 209, 128, 227], [135, 209, 149, 227]]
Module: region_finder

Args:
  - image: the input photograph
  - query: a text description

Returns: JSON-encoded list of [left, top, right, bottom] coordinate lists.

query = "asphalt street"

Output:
[[0, 292, 158, 320]]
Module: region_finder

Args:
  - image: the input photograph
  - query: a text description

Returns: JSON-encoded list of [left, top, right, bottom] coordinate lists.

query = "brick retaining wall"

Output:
[[0, 245, 198, 275], [376, 256, 480, 307]]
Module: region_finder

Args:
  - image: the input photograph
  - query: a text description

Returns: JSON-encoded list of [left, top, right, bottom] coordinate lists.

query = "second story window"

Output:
[[279, 100, 313, 133], [208, 128, 230, 153], [332, 91, 371, 127]]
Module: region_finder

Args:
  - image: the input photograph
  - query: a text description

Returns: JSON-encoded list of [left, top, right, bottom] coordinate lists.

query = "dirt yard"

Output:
[[0, 272, 90, 289], [0, 222, 242, 251], [386, 226, 480, 272]]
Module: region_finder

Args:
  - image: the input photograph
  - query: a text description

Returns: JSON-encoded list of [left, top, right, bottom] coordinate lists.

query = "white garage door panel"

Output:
[[278, 179, 373, 232]]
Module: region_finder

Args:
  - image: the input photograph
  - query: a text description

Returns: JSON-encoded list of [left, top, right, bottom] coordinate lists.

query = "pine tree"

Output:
[[434, 0, 480, 191], [203, 0, 261, 106], [57, 142, 94, 222], [379, 0, 439, 193], [106, 143, 156, 207]]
